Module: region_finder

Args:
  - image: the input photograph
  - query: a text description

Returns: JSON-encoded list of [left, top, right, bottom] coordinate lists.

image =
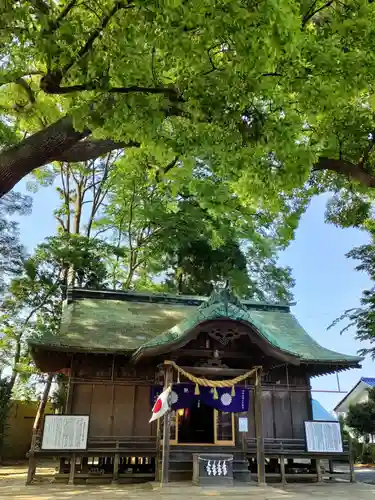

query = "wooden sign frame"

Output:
[[304, 420, 343, 453], [41, 414, 90, 451]]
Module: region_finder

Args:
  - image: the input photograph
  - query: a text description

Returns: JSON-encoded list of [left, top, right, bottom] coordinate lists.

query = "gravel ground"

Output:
[[1, 462, 375, 500]]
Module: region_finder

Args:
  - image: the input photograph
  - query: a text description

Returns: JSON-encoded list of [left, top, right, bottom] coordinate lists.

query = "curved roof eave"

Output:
[[132, 300, 362, 366], [132, 316, 301, 365]]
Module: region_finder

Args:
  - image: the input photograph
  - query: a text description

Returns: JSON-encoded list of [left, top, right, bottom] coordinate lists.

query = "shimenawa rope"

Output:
[[164, 360, 261, 399]]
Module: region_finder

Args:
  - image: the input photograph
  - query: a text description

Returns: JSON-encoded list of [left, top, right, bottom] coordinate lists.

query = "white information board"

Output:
[[41, 415, 89, 451], [304, 421, 343, 453], [238, 417, 248, 433]]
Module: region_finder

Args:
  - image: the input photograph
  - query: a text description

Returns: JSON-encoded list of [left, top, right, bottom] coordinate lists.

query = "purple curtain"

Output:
[[150, 383, 249, 413]]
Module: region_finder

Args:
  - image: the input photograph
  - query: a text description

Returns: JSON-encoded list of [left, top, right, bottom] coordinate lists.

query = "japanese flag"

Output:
[[149, 386, 172, 423]]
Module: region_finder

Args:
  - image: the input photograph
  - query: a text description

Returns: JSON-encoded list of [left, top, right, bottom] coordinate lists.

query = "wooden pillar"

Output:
[[328, 459, 334, 480], [280, 455, 286, 485], [26, 432, 38, 485], [65, 357, 74, 413], [241, 417, 247, 454], [349, 437, 356, 483], [161, 365, 173, 485], [316, 458, 323, 482], [254, 368, 266, 485], [155, 417, 161, 481], [26, 373, 53, 485], [112, 441, 120, 483], [68, 453, 76, 485], [81, 457, 88, 474], [286, 366, 294, 439]]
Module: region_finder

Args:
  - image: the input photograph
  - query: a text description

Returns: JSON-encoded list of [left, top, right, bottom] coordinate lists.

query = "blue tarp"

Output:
[[312, 399, 337, 421]]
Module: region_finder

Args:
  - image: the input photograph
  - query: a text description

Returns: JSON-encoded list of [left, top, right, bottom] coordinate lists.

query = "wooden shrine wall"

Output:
[[234, 386, 310, 442], [70, 382, 310, 440], [70, 383, 155, 438], [257, 386, 310, 440], [241, 365, 311, 440], [68, 354, 157, 438], [67, 349, 312, 441]]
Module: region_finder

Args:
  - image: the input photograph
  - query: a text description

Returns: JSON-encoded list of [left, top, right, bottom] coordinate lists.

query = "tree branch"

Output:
[[54, 138, 139, 163], [314, 157, 375, 188], [86, 152, 113, 238], [41, 79, 181, 100], [303, 0, 319, 22], [0, 71, 44, 88], [44, 0, 78, 35], [202, 45, 225, 76], [29, 0, 50, 15], [155, 155, 179, 182], [0, 116, 89, 197], [359, 132, 375, 168], [302, 0, 335, 27], [0, 111, 140, 197], [14, 78, 36, 110], [62, 0, 135, 75]]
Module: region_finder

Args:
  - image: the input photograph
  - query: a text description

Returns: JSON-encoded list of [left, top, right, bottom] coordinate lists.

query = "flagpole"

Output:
[[161, 363, 173, 485]]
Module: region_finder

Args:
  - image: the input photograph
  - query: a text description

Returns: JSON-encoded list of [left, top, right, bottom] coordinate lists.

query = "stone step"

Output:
[[169, 470, 193, 481], [168, 457, 247, 463], [171, 446, 240, 454], [170, 452, 244, 458], [160, 459, 249, 469], [159, 458, 251, 483]]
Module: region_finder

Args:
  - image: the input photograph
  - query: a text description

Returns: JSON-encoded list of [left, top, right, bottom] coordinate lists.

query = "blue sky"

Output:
[[279, 194, 372, 411], [14, 180, 373, 412]]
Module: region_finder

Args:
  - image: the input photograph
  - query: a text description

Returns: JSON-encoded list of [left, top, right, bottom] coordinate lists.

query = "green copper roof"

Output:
[[29, 287, 362, 366], [29, 296, 194, 352], [135, 298, 360, 363]]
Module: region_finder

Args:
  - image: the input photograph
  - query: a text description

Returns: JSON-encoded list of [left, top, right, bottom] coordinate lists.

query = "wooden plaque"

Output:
[[41, 414, 89, 451], [304, 420, 343, 453]]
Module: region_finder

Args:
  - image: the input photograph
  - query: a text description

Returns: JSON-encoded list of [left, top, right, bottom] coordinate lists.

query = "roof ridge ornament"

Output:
[[201, 280, 244, 313]]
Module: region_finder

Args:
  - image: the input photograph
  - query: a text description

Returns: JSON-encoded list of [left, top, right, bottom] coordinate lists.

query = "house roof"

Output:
[[360, 377, 375, 387], [334, 377, 375, 413], [29, 287, 363, 373]]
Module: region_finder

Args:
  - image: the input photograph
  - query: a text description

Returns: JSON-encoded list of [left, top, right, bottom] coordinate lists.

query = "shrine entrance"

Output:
[[178, 400, 214, 444], [169, 401, 235, 446]]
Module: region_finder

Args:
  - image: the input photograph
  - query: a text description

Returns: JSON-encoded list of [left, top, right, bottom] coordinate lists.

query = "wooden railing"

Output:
[[246, 437, 350, 456], [34, 435, 157, 455], [87, 436, 157, 454]]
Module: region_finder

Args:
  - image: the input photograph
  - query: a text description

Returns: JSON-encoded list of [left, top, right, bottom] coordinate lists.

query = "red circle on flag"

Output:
[[153, 398, 162, 413]]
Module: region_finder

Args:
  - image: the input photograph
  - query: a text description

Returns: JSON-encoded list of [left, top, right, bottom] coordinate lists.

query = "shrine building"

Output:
[[28, 286, 361, 485]]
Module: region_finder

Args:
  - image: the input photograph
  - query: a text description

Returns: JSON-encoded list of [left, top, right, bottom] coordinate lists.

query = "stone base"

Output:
[[193, 476, 234, 487], [192, 453, 234, 487]]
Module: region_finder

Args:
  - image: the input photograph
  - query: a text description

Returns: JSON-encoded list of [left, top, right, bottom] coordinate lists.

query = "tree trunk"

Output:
[[314, 157, 375, 188], [0, 117, 88, 196], [26, 374, 53, 485], [8, 336, 22, 394], [73, 184, 83, 234], [33, 374, 53, 435]]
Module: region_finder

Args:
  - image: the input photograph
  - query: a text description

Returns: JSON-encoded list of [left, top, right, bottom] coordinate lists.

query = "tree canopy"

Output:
[[1, 0, 375, 201], [4, 0, 375, 435], [0, 146, 296, 412], [0, 192, 30, 292], [330, 226, 375, 358], [346, 387, 375, 438]]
